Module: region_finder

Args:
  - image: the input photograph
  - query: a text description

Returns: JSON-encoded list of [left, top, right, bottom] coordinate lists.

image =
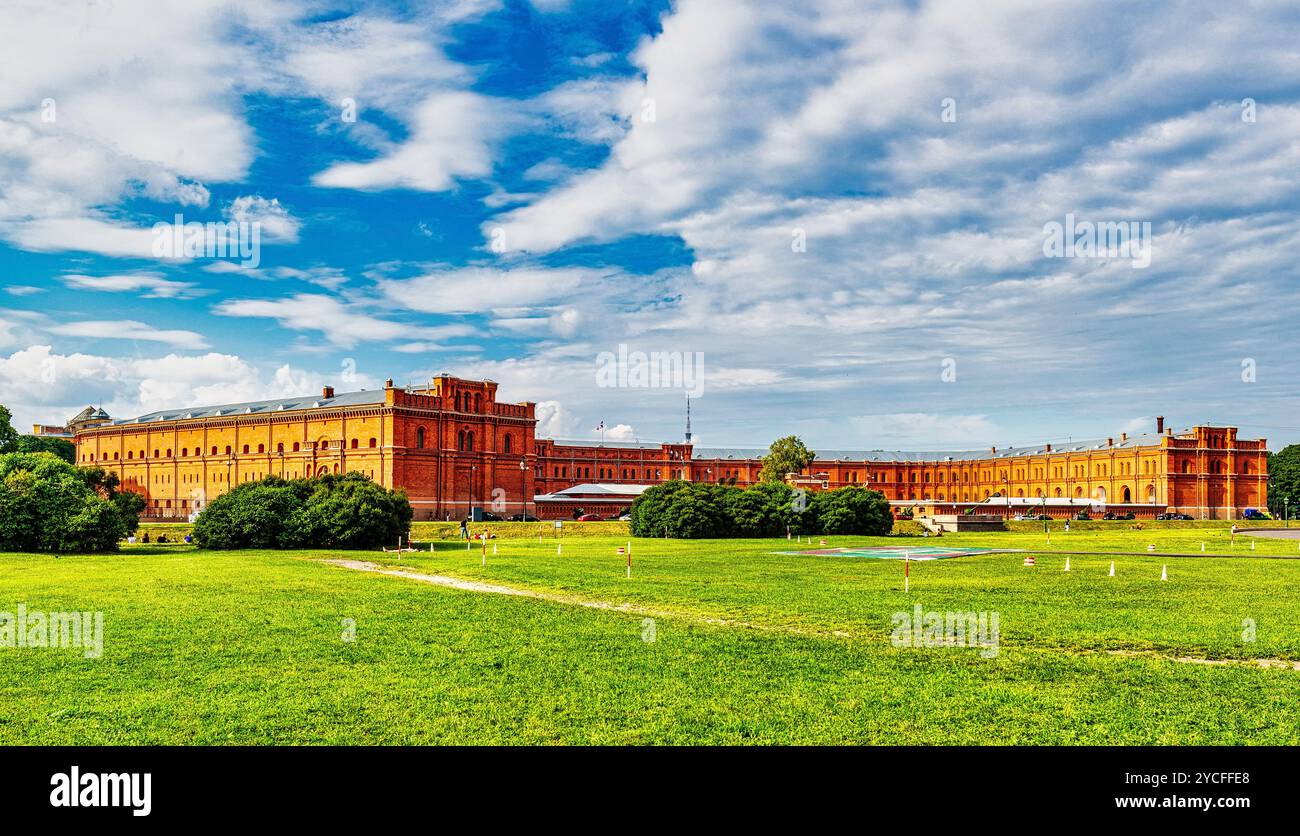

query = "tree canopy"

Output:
[[1268, 445, 1300, 518], [758, 435, 816, 483], [0, 452, 143, 552], [630, 479, 891, 539], [192, 472, 413, 549]]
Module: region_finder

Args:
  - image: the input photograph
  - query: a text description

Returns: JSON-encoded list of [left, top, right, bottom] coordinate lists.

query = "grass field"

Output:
[[1, 527, 1297, 744]]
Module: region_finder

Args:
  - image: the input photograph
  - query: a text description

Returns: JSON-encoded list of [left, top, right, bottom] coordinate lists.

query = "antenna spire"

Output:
[[685, 394, 692, 444]]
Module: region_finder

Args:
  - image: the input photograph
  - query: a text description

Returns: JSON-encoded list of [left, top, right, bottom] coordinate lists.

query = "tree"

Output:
[[1268, 445, 1300, 519], [809, 486, 893, 536], [758, 436, 816, 483], [0, 405, 19, 454], [15, 434, 76, 463], [0, 452, 138, 552]]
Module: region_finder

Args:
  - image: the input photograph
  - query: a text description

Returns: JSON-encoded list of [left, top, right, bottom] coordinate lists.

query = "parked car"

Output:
[[616, 514, 632, 522], [1024, 514, 1051, 520], [577, 513, 603, 522], [507, 513, 539, 522], [1156, 512, 1193, 520]]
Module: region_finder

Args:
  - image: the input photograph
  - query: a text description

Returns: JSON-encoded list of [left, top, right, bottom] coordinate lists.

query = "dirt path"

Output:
[[320, 559, 851, 638], [320, 558, 1299, 671]]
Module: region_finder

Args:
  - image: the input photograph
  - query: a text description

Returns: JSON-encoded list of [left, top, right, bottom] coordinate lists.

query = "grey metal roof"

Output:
[[692, 433, 1166, 463], [552, 483, 654, 496], [104, 389, 385, 426]]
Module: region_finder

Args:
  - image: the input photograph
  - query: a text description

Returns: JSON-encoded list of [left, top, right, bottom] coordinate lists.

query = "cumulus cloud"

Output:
[[0, 344, 381, 429]]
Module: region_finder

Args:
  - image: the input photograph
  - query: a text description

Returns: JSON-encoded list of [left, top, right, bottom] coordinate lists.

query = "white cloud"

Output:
[[314, 91, 507, 192], [212, 293, 416, 348], [49, 320, 209, 349], [62, 272, 204, 299], [0, 344, 380, 429], [225, 196, 301, 243], [378, 266, 597, 315]]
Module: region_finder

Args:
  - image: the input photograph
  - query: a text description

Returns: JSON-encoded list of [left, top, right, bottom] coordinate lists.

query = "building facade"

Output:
[[72, 376, 1268, 521]]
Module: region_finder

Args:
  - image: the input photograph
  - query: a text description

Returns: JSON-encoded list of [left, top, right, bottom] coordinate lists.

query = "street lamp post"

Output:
[[519, 459, 528, 520]]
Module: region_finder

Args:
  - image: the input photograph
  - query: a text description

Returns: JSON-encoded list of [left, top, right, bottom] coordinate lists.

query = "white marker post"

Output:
[[1064, 556, 1070, 572], [1161, 564, 1167, 581], [1109, 561, 1115, 577], [557, 543, 562, 556], [904, 552, 910, 594]]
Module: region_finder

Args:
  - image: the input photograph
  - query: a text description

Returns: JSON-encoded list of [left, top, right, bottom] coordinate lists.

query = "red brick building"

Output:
[[72, 375, 1268, 521]]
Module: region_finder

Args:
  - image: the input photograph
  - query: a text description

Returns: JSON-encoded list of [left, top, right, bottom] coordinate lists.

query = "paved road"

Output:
[[1244, 528, 1300, 540]]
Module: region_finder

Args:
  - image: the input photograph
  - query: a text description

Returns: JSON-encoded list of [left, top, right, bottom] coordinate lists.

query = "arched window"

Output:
[[292, 442, 300, 452], [455, 392, 462, 411], [1122, 486, 1131, 503], [350, 438, 358, 449], [182, 448, 188, 457], [474, 393, 481, 412], [277, 443, 284, 453], [166, 448, 172, 457], [225, 446, 232, 455], [257, 444, 265, 454], [466, 431, 474, 451], [417, 427, 426, 449], [456, 430, 464, 451], [243, 445, 250, 454], [503, 435, 512, 454], [369, 438, 377, 448]]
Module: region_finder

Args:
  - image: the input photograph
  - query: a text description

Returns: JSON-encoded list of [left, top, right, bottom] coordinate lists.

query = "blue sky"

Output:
[[2, 0, 1299, 451]]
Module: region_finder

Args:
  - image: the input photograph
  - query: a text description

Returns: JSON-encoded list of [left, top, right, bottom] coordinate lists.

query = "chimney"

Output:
[[1156, 415, 1165, 434], [1121, 432, 1127, 442], [1107, 437, 1113, 447], [384, 378, 393, 389], [1045, 443, 1052, 452], [322, 385, 334, 399], [991, 446, 997, 455]]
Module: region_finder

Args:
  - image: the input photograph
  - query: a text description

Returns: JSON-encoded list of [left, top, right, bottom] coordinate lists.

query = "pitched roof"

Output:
[[104, 389, 386, 426], [692, 433, 1167, 463]]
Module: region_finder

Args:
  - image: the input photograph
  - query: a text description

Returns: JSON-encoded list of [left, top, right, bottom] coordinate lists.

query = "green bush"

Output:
[[192, 472, 413, 549], [808, 486, 894, 536], [0, 452, 141, 552], [631, 480, 892, 539]]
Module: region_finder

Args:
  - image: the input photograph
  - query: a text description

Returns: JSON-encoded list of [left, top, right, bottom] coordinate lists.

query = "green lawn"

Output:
[[0, 528, 1297, 744]]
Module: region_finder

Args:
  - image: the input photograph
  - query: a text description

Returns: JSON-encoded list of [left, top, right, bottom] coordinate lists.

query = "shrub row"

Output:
[[630, 480, 893, 539], [192, 473, 413, 549]]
